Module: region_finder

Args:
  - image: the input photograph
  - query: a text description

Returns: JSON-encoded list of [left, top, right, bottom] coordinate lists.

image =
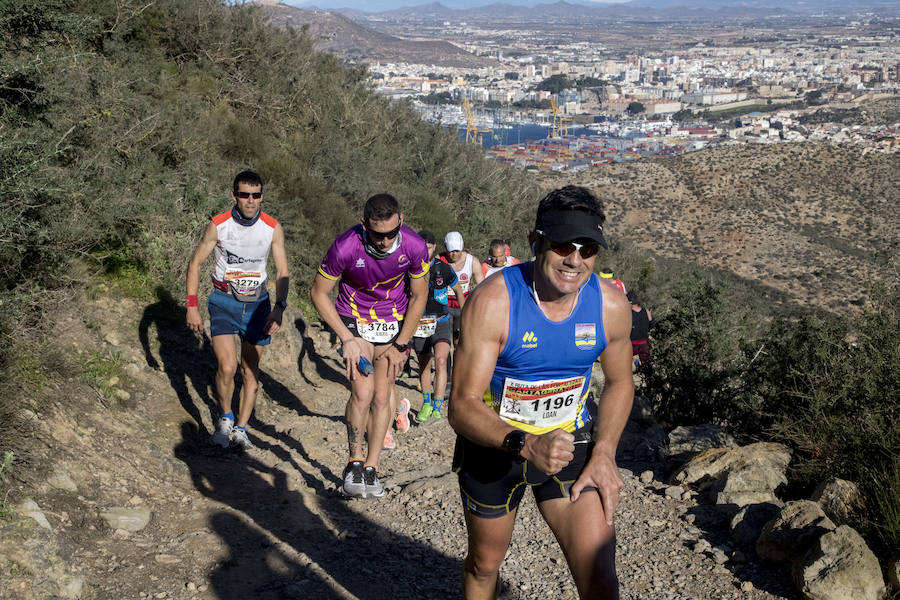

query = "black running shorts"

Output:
[[453, 423, 597, 519], [410, 317, 452, 355]]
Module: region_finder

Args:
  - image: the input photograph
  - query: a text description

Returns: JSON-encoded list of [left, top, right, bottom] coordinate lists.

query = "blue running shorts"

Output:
[[207, 290, 271, 346]]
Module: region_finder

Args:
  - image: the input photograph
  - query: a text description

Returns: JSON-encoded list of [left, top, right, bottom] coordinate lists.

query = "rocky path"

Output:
[[1, 296, 797, 599]]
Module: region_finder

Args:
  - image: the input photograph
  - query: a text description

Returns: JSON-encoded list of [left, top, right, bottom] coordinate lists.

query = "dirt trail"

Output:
[[0, 293, 796, 600]]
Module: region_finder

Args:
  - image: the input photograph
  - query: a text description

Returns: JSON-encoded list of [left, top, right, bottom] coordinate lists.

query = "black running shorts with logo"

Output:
[[410, 317, 452, 355], [453, 423, 597, 519]]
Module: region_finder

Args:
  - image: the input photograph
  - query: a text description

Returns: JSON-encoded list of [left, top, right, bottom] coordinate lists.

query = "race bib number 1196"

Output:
[[499, 376, 584, 429]]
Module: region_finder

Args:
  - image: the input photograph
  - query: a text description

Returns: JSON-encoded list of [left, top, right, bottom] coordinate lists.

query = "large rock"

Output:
[[756, 500, 836, 564], [45, 467, 79, 493], [262, 308, 306, 374], [810, 478, 863, 526], [100, 507, 152, 532], [19, 498, 53, 531], [730, 501, 784, 548], [665, 424, 736, 467], [671, 442, 791, 511], [793, 525, 885, 600], [0, 524, 86, 598]]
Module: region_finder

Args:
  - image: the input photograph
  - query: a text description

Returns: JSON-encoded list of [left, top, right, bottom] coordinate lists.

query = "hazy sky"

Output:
[[284, 0, 632, 8]]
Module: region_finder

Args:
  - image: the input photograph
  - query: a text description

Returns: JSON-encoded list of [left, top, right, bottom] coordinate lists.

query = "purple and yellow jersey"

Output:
[[317, 225, 429, 321]]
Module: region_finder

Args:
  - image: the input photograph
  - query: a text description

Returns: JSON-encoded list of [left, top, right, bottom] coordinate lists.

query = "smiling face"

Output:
[[232, 182, 262, 219], [530, 232, 596, 300]]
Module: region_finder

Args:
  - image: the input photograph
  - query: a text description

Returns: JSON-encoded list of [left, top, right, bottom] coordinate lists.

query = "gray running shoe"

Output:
[[212, 417, 233, 448], [342, 460, 365, 497], [231, 427, 253, 450], [363, 465, 385, 498]]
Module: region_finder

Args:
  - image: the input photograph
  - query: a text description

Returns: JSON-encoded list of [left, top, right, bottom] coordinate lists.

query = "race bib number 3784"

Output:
[[499, 376, 585, 429], [356, 319, 400, 344]]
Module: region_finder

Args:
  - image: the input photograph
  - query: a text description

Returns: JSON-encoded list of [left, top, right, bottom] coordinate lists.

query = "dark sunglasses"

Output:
[[537, 232, 600, 259], [366, 222, 402, 242], [236, 191, 262, 199]]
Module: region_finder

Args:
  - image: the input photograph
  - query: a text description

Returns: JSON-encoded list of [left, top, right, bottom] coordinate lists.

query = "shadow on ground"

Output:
[[174, 423, 462, 600], [139, 287, 219, 434]]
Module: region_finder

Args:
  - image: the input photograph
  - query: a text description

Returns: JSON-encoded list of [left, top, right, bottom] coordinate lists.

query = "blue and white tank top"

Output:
[[484, 262, 607, 435]]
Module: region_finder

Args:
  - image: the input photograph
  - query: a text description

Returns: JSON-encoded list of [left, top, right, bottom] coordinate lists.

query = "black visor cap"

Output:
[[537, 209, 608, 249]]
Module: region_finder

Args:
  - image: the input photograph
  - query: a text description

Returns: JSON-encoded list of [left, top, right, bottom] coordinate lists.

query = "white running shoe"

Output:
[[212, 417, 233, 448], [363, 465, 385, 498], [231, 427, 254, 450], [342, 461, 366, 497]]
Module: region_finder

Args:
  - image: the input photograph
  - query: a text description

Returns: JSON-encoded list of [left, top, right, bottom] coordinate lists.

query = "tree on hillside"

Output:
[[627, 101, 645, 115], [419, 91, 454, 105], [535, 74, 573, 94], [575, 76, 605, 89], [805, 89, 825, 105]]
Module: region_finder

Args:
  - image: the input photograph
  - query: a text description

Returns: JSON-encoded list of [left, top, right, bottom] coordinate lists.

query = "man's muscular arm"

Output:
[[185, 222, 218, 332], [310, 273, 363, 381], [265, 222, 290, 335]]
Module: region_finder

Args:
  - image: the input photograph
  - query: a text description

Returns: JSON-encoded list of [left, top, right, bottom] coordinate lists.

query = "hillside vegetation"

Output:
[[1, 0, 898, 577], [0, 0, 533, 482]]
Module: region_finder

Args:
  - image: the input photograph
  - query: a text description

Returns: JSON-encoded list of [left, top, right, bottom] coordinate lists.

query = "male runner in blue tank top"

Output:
[[448, 185, 634, 600]]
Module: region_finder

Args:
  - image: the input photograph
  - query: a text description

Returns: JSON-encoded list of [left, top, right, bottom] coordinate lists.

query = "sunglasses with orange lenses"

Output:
[[538, 234, 600, 259]]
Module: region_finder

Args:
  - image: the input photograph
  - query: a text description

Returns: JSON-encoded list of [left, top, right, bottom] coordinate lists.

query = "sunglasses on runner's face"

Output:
[[366, 221, 401, 242], [236, 191, 262, 199], [537, 234, 600, 259]]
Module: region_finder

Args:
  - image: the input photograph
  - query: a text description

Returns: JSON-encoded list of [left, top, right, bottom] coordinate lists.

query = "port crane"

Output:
[[549, 96, 573, 138], [463, 99, 492, 145]]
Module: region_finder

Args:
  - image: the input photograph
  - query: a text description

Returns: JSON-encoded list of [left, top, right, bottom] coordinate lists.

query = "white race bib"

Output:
[[414, 315, 437, 338], [356, 319, 400, 344], [224, 270, 265, 301], [499, 376, 585, 428]]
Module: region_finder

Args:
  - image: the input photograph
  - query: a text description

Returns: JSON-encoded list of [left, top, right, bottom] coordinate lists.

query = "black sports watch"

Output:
[[392, 340, 409, 353], [502, 430, 527, 463], [275, 299, 287, 310]]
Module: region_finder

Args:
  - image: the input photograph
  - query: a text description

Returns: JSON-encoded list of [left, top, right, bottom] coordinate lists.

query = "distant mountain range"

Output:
[[284, 0, 899, 16], [260, 3, 498, 67]]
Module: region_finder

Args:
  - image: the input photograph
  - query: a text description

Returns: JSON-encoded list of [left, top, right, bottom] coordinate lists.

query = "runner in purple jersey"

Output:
[[311, 194, 429, 498], [319, 224, 428, 322]]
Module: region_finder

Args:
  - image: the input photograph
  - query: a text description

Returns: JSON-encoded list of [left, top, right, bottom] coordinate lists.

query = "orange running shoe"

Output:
[[382, 429, 396, 450], [395, 397, 411, 434]]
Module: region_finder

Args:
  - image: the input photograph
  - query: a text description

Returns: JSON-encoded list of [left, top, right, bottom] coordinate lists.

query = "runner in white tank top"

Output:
[[185, 171, 290, 452], [441, 231, 484, 345]]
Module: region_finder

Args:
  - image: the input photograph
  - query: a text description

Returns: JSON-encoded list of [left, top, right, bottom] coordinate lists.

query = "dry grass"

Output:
[[548, 142, 900, 312]]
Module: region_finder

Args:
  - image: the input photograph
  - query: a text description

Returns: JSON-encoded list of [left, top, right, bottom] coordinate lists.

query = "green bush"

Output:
[[640, 268, 762, 427], [643, 276, 900, 557]]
